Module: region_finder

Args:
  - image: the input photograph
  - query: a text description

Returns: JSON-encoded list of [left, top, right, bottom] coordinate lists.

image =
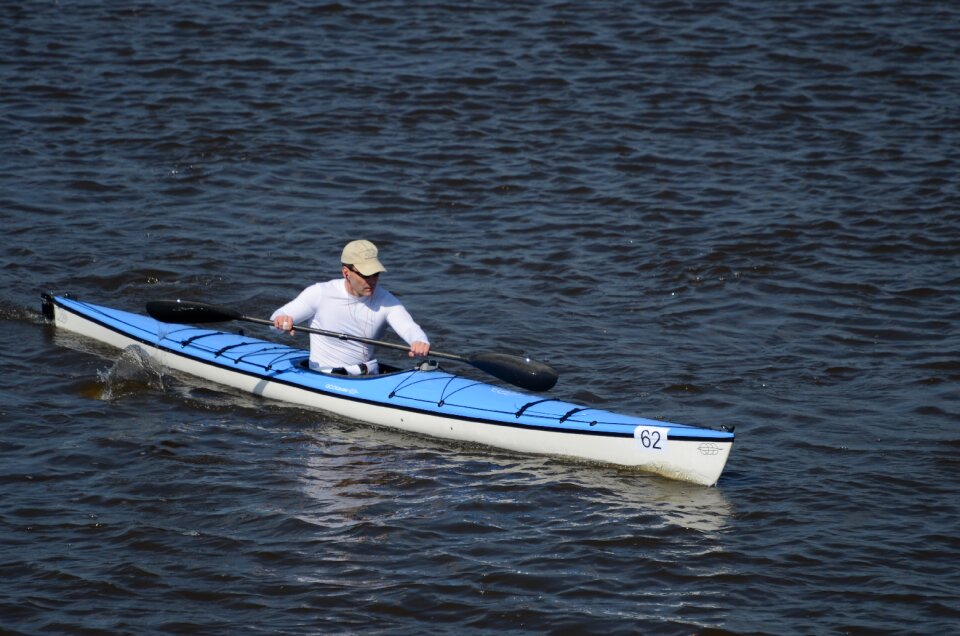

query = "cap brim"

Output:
[[353, 260, 386, 276]]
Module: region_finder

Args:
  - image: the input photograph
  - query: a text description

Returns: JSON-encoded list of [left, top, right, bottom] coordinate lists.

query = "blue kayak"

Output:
[[42, 294, 735, 485]]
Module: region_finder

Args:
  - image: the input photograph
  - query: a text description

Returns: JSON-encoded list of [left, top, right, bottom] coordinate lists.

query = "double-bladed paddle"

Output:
[[145, 299, 559, 392]]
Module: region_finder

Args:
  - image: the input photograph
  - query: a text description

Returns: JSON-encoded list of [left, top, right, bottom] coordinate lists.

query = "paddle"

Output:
[[145, 299, 559, 392]]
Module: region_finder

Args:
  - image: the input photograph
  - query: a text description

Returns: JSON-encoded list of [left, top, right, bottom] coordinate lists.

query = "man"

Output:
[[271, 240, 430, 375]]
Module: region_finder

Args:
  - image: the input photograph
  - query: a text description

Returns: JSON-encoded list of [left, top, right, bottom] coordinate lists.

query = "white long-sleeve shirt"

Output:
[[271, 279, 429, 370]]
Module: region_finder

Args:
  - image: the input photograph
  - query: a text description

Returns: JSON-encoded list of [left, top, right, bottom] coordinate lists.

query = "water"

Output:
[[2, 1, 959, 633]]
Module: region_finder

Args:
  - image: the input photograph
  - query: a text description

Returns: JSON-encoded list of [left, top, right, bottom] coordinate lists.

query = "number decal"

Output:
[[642, 430, 661, 449], [634, 426, 669, 453]]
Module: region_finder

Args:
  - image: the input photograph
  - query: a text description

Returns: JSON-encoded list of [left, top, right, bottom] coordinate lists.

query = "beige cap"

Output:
[[341, 239, 386, 276]]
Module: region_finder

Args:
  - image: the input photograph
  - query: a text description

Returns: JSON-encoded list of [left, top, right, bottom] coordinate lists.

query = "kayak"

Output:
[[41, 294, 735, 486]]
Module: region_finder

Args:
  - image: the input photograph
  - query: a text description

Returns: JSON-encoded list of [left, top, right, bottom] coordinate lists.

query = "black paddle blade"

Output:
[[146, 300, 243, 324], [468, 352, 559, 392]]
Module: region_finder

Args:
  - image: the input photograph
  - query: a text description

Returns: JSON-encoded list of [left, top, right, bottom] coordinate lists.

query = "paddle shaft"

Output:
[[242, 314, 468, 362]]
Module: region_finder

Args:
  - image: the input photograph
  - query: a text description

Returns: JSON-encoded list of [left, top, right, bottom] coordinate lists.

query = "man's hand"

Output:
[[273, 314, 295, 335], [409, 341, 430, 358]]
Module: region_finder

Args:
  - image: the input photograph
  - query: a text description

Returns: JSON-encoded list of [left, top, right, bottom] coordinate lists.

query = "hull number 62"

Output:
[[634, 426, 669, 453]]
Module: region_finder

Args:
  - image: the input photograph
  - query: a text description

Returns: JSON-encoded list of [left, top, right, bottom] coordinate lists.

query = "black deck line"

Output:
[[50, 297, 735, 444]]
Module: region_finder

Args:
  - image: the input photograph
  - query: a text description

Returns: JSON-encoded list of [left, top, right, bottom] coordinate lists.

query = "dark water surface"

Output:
[[2, 1, 959, 634]]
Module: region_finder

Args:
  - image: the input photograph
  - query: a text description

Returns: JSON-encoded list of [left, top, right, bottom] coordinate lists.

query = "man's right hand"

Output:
[[273, 314, 295, 335]]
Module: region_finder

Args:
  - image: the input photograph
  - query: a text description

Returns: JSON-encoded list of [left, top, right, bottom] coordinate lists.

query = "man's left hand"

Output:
[[409, 341, 430, 358]]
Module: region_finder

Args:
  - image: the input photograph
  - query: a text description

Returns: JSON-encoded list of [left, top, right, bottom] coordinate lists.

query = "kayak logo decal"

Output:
[[325, 383, 359, 395], [698, 442, 721, 456]]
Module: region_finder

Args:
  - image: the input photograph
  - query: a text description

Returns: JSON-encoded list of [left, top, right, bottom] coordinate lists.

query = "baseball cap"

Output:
[[341, 239, 387, 276]]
